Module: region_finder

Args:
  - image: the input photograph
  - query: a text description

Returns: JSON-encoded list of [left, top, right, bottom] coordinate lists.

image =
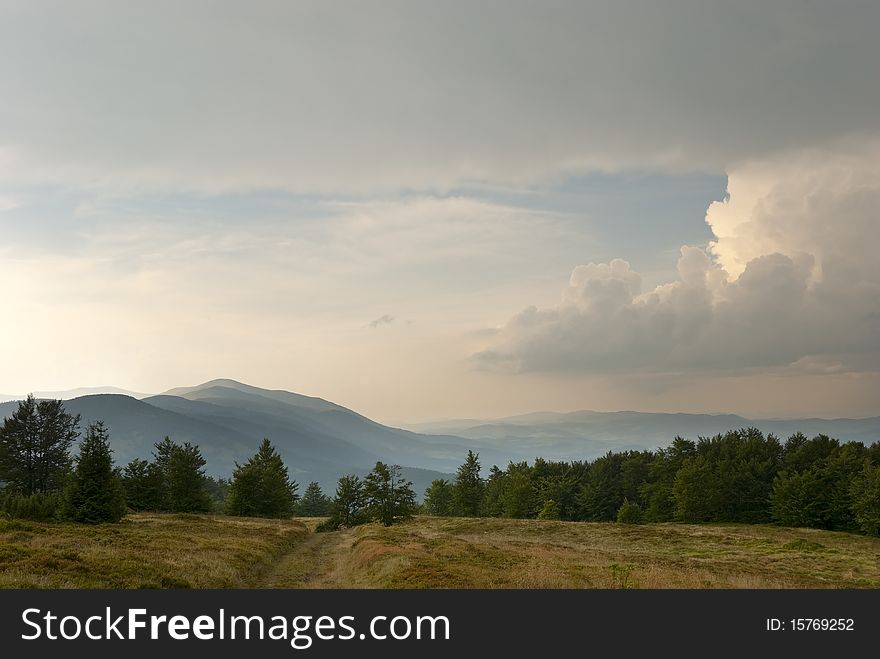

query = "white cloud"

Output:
[[474, 142, 880, 375]]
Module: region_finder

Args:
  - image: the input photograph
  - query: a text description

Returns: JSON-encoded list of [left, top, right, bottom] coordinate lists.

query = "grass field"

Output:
[[0, 514, 309, 588], [2, 514, 879, 588]]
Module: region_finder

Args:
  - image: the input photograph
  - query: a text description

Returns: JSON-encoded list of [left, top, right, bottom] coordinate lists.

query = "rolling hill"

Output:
[[0, 380, 460, 495]]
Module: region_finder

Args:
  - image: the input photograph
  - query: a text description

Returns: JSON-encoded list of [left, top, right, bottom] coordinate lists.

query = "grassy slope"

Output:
[[0, 514, 309, 588], [321, 517, 880, 588], [3, 514, 880, 588]]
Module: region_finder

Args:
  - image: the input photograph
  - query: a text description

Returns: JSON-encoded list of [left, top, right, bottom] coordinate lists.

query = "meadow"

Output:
[[2, 513, 879, 589]]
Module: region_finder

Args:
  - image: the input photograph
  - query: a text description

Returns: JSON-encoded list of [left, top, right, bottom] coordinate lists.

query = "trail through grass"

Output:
[[3, 514, 879, 589]]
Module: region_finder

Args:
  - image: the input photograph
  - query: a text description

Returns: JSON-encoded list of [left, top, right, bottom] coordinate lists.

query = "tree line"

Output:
[[0, 396, 331, 522], [424, 431, 880, 536], [2, 396, 878, 536]]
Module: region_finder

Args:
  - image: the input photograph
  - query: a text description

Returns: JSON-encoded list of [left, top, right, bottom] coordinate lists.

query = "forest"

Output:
[[1, 396, 878, 537]]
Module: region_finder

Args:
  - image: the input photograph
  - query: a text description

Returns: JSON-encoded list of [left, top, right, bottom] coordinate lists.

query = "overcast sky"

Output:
[[1, 1, 878, 421]]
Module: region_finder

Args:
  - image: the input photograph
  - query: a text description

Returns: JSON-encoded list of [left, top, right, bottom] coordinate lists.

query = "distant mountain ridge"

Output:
[[1, 380, 877, 496], [404, 409, 880, 458], [0, 386, 149, 403]]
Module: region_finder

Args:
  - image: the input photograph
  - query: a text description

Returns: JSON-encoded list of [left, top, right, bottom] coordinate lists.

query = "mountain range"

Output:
[[1, 379, 877, 496]]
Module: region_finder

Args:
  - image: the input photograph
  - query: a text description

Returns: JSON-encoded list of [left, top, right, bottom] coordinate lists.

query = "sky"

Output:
[[1, 1, 879, 422]]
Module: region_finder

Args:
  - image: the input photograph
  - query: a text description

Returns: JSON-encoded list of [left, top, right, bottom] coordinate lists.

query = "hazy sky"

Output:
[[1, 1, 878, 422]]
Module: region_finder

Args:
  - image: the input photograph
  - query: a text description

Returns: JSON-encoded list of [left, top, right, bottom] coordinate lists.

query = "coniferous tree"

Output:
[[298, 481, 332, 516], [320, 474, 366, 530], [151, 436, 175, 509], [481, 465, 506, 517], [452, 450, 484, 516], [364, 461, 417, 526], [226, 438, 298, 517], [501, 461, 535, 518], [63, 421, 126, 523], [0, 395, 80, 495], [167, 441, 212, 513], [121, 458, 165, 511], [204, 475, 231, 512], [538, 498, 561, 520], [424, 479, 454, 516]]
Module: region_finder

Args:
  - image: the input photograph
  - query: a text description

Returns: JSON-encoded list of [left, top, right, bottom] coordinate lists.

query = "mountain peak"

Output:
[[161, 379, 343, 413]]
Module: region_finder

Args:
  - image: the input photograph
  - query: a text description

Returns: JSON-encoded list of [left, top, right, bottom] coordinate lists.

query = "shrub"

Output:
[[0, 492, 62, 521], [617, 498, 644, 524]]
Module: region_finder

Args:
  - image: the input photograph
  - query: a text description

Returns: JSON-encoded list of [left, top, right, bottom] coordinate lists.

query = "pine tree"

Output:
[[167, 441, 211, 513], [0, 395, 80, 495], [538, 498, 561, 520], [424, 479, 453, 516], [226, 438, 298, 517], [298, 481, 332, 516], [363, 461, 417, 526], [121, 458, 165, 511], [320, 474, 365, 530], [63, 421, 126, 523], [151, 436, 175, 510], [452, 450, 484, 517]]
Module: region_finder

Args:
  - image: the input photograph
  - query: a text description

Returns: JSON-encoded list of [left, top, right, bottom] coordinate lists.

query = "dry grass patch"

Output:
[[318, 517, 880, 589], [0, 513, 309, 588]]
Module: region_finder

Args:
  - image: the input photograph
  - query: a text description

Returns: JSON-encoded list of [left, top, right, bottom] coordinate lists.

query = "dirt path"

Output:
[[255, 524, 355, 588]]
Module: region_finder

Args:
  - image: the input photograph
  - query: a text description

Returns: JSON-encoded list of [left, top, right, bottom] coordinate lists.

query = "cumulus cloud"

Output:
[[474, 143, 880, 375], [1, 2, 880, 193]]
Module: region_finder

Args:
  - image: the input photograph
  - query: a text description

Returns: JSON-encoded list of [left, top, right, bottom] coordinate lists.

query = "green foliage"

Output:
[[481, 466, 506, 517], [151, 436, 175, 509], [204, 475, 230, 513], [500, 461, 535, 518], [673, 455, 723, 522], [424, 479, 453, 516], [167, 441, 212, 513], [297, 481, 331, 517], [62, 421, 126, 524], [850, 462, 880, 536], [781, 433, 838, 473], [320, 474, 365, 530], [617, 498, 644, 524], [120, 438, 214, 513], [868, 442, 880, 466], [822, 442, 867, 532], [673, 429, 781, 523], [0, 492, 62, 521], [0, 395, 80, 495], [771, 469, 827, 528], [121, 458, 165, 511], [538, 498, 560, 520], [425, 432, 876, 535], [532, 458, 584, 521], [226, 438, 298, 518], [364, 462, 417, 526], [608, 563, 635, 589], [577, 452, 626, 521], [452, 450, 484, 516], [641, 438, 695, 522]]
